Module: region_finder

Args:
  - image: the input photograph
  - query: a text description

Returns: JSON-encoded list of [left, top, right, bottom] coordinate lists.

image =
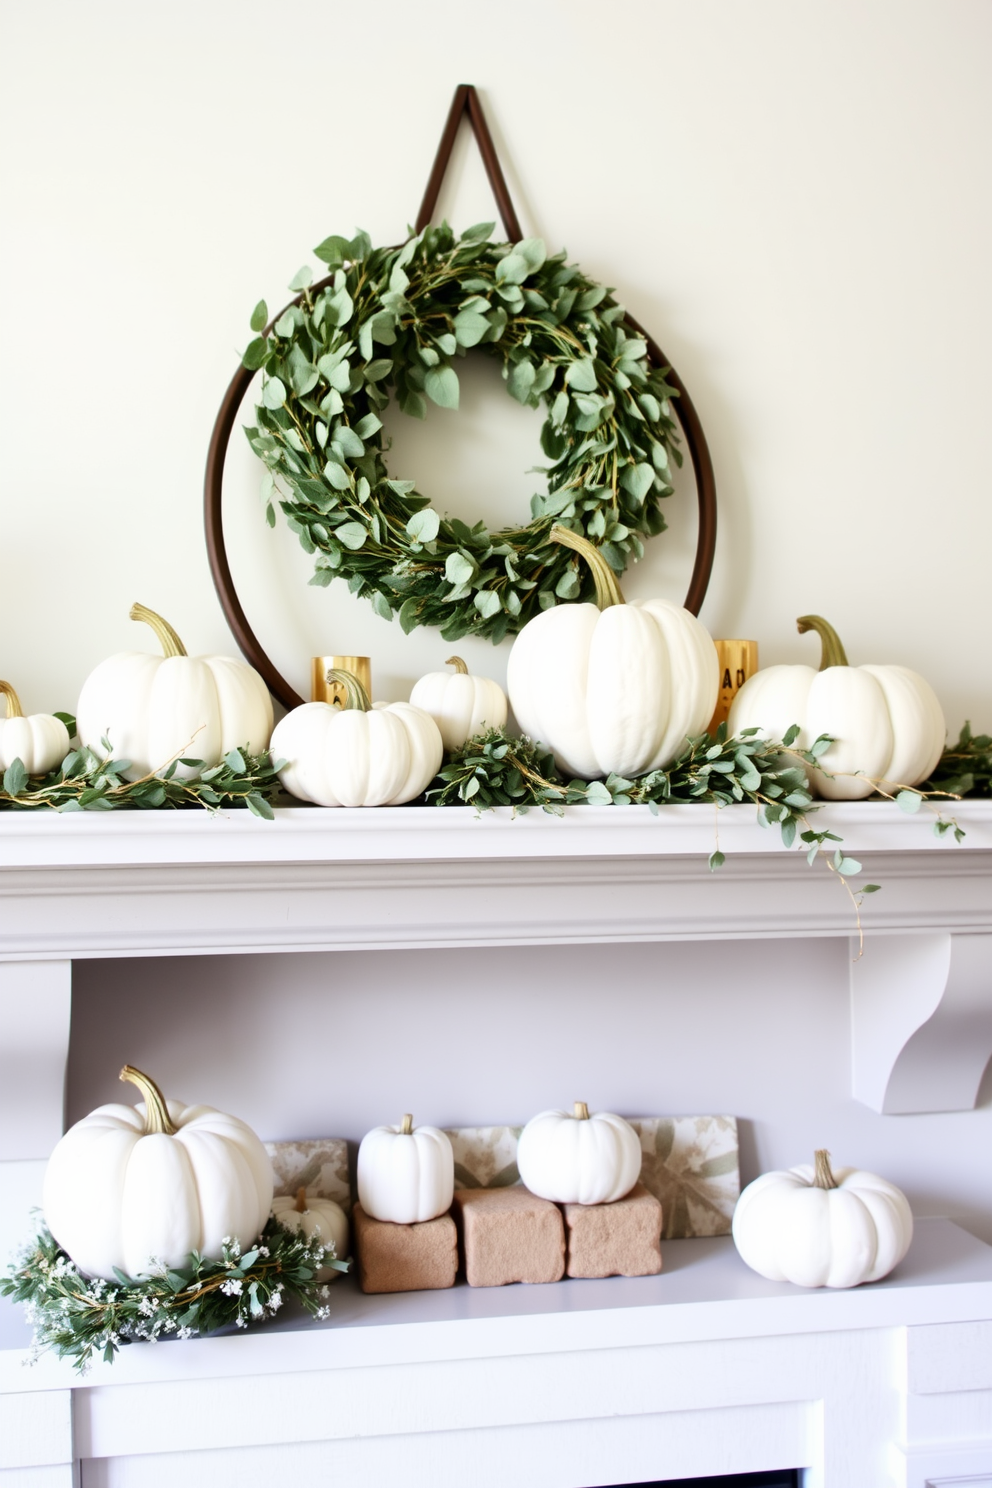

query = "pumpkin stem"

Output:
[[573, 1101, 590, 1120], [796, 615, 849, 670], [295, 1186, 309, 1213], [0, 681, 24, 720], [445, 656, 469, 675], [325, 667, 372, 712], [812, 1149, 839, 1190], [120, 1065, 178, 1136], [129, 603, 188, 659], [400, 1113, 414, 1135], [550, 525, 625, 611]]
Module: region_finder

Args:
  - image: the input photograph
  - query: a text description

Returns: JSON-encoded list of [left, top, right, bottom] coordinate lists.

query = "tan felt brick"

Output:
[[353, 1203, 458, 1294], [453, 1186, 565, 1287], [562, 1183, 663, 1279]]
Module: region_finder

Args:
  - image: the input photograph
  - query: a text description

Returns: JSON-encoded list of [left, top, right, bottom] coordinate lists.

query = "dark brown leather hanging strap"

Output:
[[416, 85, 523, 241]]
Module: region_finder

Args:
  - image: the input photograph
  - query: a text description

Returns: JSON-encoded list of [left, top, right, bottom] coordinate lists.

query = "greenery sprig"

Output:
[[0, 721, 286, 817], [923, 721, 992, 800], [244, 221, 682, 643], [1, 1218, 346, 1374]]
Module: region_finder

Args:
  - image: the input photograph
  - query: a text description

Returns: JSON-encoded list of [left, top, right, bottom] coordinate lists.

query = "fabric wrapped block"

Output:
[[562, 1182, 664, 1278], [353, 1203, 458, 1294], [453, 1186, 565, 1287]]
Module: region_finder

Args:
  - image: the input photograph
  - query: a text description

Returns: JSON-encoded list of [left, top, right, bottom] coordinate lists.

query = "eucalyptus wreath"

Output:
[[243, 221, 682, 643]]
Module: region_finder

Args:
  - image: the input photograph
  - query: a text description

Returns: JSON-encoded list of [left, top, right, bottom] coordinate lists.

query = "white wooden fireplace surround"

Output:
[[2, 801, 992, 1488]]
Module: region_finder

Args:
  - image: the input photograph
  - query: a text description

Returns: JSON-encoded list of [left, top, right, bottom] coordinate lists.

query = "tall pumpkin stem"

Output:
[[129, 603, 188, 659], [573, 1101, 590, 1120], [295, 1186, 309, 1213], [812, 1149, 839, 1189], [0, 681, 23, 720], [400, 1113, 414, 1135], [120, 1065, 178, 1135], [445, 656, 469, 674], [796, 615, 849, 670], [550, 524, 625, 611], [325, 668, 372, 712]]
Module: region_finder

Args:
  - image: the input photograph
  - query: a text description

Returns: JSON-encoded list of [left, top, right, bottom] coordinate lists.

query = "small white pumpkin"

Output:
[[271, 1186, 349, 1282], [42, 1065, 274, 1281], [727, 615, 945, 800], [732, 1148, 914, 1289], [507, 526, 719, 778], [517, 1101, 642, 1206], [0, 681, 70, 775], [271, 668, 443, 807], [357, 1113, 454, 1224], [76, 603, 273, 781], [409, 656, 508, 752]]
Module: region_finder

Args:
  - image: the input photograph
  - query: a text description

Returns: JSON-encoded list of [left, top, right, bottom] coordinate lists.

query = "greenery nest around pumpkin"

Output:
[[0, 719, 286, 817], [2, 1217, 347, 1374], [243, 222, 681, 643]]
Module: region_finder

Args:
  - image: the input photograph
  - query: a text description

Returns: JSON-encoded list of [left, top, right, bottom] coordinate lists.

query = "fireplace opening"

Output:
[[591, 1473, 802, 1488]]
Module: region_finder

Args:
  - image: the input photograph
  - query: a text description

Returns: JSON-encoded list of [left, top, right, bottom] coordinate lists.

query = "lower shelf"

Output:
[[4, 1218, 992, 1394]]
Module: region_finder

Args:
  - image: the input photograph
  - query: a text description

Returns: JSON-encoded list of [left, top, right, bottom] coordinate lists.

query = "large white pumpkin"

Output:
[[357, 1114, 454, 1224], [42, 1065, 274, 1281], [517, 1101, 642, 1206], [271, 1187, 349, 1282], [732, 1149, 914, 1289], [0, 681, 70, 775], [507, 526, 718, 778], [409, 656, 508, 752], [727, 615, 945, 800], [76, 603, 273, 781], [271, 669, 443, 807]]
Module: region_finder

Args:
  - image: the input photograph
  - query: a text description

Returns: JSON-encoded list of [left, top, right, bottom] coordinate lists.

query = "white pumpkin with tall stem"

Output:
[[410, 656, 507, 752], [76, 604, 273, 781], [727, 615, 945, 800], [0, 681, 70, 775], [42, 1065, 274, 1281], [732, 1148, 914, 1288], [357, 1114, 454, 1224], [517, 1101, 642, 1206], [507, 526, 719, 779], [271, 669, 443, 807]]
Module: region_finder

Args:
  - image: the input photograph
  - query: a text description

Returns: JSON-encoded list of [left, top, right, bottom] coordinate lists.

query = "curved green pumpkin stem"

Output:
[[325, 667, 372, 712], [796, 615, 849, 670], [550, 524, 625, 611], [120, 1065, 178, 1136], [445, 656, 469, 675], [813, 1149, 839, 1190], [0, 681, 23, 720], [129, 603, 187, 659]]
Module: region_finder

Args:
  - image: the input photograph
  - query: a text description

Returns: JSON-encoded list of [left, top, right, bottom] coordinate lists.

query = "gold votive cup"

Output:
[[311, 655, 372, 707], [707, 640, 759, 737]]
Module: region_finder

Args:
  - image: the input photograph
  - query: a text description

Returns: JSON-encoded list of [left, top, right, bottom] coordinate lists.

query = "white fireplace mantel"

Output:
[[3, 800, 992, 1487]]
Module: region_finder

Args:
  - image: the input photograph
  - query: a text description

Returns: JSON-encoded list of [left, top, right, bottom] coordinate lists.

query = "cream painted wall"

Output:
[[2, 0, 990, 730]]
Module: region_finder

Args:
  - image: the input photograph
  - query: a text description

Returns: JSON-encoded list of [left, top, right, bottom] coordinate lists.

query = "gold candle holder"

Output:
[[707, 640, 759, 737], [311, 655, 372, 707]]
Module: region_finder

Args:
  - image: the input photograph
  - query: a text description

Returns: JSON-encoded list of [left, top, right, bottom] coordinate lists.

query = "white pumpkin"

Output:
[[517, 1101, 642, 1206], [357, 1113, 454, 1224], [409, 656, 508, 752], [271, 668, 443, 807], [42, 1065, 274, 1281], [76, 603, 273, 781], [727, 615, 945, 800], [0, 681, 70, 775], [507, 525, 719, 778], [732, 1149, 913, 1289], [272, 1187, 349, 1282]]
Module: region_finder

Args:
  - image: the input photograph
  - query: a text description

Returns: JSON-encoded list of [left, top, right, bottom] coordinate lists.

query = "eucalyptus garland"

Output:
[[243, 222, 681, 643], [0, 724, 285, 817], [2, 1218, 346, 1373]]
